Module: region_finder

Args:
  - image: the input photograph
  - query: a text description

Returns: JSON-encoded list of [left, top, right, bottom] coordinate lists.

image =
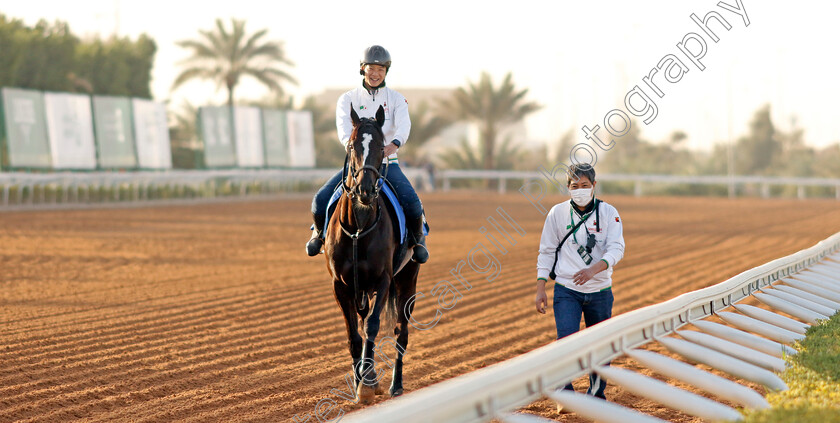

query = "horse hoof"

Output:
[[374, 382, 385, 395], [390, 388, 404, 398], [357, 383, 376, 404]]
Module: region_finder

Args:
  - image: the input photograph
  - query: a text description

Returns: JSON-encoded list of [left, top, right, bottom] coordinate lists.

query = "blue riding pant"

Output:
[[553, 283, 614, 399], [311, 164, 423, 230]]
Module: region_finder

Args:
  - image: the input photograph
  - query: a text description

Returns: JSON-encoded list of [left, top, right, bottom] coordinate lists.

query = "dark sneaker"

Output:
[[306, 230, 323, 256], [412, 242, 429, 263]]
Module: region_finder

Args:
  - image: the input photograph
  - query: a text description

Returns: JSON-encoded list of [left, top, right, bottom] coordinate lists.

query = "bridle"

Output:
[[339, 118, 390, 310], [341, 119, 390, 200]]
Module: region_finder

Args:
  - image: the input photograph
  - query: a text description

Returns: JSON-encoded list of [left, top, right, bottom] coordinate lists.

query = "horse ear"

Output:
[[375, 105, 385, 128], [350, 103, 360, 126]]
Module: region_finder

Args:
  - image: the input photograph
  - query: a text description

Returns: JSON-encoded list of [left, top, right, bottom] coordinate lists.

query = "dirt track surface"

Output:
[[1, 192, 839, 422]]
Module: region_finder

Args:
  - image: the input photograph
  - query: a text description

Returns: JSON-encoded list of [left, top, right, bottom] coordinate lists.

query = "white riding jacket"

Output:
[[336, 84, 411, 164], [537, 199, 625, 293]]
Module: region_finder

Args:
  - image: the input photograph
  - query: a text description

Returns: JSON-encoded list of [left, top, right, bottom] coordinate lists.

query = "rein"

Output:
[[338, 122, 389, 310], [339, 200, 382, 310], [341, 148, 390, 198]]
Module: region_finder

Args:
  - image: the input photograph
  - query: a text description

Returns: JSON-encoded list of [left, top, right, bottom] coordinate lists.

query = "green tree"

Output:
[[169, 101, 198, 147], [442, 72, 541, 170], [171, 18, 296, 106], [669, 130, 688, 146], [0, 15, 78, 91], [598, 121, 697, 175], [74, 35, 157, 97], [814, 143, 840, 178], [700, 143, 729, 175], [771, 118, 814, 177], [734, 104, 779, 175], [0, 14, 155, 96], [169, 101, 201, 169]]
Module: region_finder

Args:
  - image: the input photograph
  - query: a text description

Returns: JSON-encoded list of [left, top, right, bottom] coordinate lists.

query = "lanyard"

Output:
[[569, 206, 594, 245]]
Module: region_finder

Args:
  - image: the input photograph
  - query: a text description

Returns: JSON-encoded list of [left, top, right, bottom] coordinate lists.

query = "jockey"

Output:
[[305, 45, 429, 264]]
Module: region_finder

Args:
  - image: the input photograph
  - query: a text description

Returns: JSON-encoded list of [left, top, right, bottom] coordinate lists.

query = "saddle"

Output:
[[323, 179, 428, 275]]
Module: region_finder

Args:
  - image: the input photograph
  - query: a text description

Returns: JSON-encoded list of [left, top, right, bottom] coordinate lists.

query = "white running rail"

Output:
[[439, 169, 840, 199], [342, 231, 840, 423], [0, 168, 432, 209]]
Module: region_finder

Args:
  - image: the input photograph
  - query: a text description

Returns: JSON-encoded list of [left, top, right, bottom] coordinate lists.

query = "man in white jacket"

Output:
[[534, 163, 625, 400], [305, 45, 428, 263]]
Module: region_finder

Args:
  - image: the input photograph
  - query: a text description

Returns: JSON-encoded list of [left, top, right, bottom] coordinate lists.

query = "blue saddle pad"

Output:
[[324, 180, 420, 245]]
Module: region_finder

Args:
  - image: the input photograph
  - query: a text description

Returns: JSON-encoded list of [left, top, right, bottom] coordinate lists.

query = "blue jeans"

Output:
[[311, 164, 423, 230], [553, 283, 614, 399]]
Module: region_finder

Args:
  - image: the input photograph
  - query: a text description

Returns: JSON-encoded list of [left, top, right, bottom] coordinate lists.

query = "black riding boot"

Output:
[[409, 215, 429, 263], [305, 219, 324, 256]]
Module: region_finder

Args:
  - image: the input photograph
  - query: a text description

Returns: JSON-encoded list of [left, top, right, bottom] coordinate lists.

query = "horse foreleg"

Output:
[[391, 261, 419, 397], [356, 277, 390, 404], [334, 279, 364, 391]]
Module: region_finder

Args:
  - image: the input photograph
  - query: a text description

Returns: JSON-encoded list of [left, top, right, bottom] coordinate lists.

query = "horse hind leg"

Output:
[[388, 320, 408, 397]]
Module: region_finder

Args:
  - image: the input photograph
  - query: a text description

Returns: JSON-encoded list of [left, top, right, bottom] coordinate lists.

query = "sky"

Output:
[[2, 0, 839, 152]]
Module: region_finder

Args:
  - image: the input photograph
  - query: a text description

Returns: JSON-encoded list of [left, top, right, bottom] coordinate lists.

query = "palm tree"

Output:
[[169, 101, 198, 148], [442, 72, 541, 170], [168, 101, 200, 168], [171, 18, 297, 106]]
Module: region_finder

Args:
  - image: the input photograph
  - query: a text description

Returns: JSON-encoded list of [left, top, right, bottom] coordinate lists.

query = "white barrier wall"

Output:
[[132, 99, 172, 169], [0, 87, 52, 169], [44, 92, 97, 170], [286, 110, 315, 168], [262, 108, 289, 167], [199, 106, 236, 168], [233, 106, 264, 167], [92, 96, 137, 168]]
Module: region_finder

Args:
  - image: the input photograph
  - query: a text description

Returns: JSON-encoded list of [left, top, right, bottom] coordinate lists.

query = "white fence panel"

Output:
[[132, 99, 172, 169], [233, 106, 264, 167], [286, 110, 315, 168], [44, 92, 97, 169]]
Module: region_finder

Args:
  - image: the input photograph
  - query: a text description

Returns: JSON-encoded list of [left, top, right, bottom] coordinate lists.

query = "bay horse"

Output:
[[324, 104, 420, 404]]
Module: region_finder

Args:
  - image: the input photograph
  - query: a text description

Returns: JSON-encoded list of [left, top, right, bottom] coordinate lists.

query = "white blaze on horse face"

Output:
[[361, 133, 372, 165]]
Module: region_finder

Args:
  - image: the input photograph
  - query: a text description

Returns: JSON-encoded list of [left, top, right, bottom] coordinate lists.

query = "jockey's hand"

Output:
[[384, 142, 399, 157]]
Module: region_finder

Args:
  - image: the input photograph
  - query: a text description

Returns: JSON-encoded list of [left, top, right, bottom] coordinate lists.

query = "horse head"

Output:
[[345, 104, 386, 206]]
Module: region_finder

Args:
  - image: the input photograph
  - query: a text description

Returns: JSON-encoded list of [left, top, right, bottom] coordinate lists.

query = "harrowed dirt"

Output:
[[2, 192, 840, 423]]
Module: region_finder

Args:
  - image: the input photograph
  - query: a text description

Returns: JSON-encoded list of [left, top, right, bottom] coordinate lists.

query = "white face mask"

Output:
[[570, 188, 593, 207]]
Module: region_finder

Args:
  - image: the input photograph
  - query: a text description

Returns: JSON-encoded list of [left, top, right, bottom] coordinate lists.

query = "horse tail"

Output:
[[381, 278, 398, 333]]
